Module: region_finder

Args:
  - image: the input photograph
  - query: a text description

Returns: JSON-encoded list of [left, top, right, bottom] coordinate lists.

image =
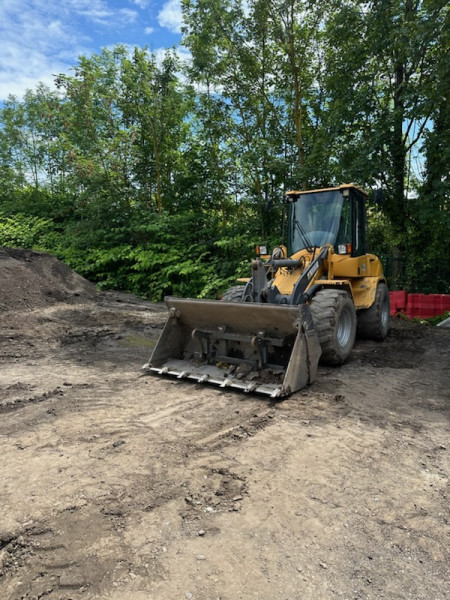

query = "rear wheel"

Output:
[[310, 289, 357, 365], [221, 285, 245, 302], [357, 283, 390, 340]]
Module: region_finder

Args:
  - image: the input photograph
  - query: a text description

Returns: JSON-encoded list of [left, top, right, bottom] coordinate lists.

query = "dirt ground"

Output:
[[0, 248, 449, 600]]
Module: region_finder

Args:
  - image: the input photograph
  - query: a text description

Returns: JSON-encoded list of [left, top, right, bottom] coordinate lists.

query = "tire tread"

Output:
[[221, 285, 245, 303], [310, 289, 357, 365], [357, 283, 389, 340]]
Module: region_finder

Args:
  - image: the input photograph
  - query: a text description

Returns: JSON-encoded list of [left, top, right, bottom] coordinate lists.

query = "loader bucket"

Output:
[[144, 298, 321, 398]]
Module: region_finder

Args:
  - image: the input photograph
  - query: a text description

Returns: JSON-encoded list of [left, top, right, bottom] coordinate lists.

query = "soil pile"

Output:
[[0, 247, 98, 312]]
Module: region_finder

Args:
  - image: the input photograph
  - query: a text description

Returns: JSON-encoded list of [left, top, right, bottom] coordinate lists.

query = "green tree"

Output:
[[325, 0, 448, 235], [120, 48, 193, 213], [0, 85, 66, 195], [54, 47, 135, 224]]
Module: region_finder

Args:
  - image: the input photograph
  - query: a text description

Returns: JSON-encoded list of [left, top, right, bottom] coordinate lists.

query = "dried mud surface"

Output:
[[0, 249, 449, 600]]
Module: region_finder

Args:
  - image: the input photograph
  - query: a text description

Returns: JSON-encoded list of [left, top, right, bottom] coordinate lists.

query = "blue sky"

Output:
[[0, 0, 184, 100]]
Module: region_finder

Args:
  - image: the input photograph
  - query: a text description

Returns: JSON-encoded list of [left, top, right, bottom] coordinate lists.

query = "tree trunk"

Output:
[[286, 3, 305, 187], [153, 136, 163, 213]]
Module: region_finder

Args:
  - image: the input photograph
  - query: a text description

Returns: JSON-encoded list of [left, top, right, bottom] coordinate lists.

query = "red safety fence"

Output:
[[389, 291, 450, 318], [389, 291, 408, 315]]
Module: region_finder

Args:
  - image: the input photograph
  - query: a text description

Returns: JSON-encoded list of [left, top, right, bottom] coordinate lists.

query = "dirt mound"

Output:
[[0, 247, 98, 312]]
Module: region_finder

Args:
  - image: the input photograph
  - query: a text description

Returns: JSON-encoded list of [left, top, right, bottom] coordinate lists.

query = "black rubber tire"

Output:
[[221, 285, 245, 302], [357, 283, 390, 340], [310, 289, 357, 365]]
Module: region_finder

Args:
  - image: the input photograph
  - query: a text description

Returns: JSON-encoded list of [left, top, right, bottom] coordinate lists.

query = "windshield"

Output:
[[290, 190, 348, 252]]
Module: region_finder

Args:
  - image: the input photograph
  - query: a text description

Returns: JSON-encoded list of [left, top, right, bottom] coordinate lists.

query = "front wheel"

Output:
[[357, 283, 390, 340], [221, 285, 245, 302], [310, 289, 357, 365]]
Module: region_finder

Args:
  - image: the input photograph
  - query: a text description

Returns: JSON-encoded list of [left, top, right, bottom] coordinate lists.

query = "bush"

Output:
[[0, 212, 62, 250]]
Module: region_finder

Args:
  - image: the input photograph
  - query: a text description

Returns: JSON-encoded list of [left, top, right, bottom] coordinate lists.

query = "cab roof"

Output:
[[286, 184, 368, 197]]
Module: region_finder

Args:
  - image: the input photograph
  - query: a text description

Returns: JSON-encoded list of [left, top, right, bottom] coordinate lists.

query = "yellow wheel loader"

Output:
[[145, 185, 389, 398]]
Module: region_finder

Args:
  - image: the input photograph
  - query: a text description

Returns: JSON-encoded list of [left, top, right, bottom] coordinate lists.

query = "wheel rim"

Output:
[[381, 294, 389, 328], [337, 306, 353, 348]]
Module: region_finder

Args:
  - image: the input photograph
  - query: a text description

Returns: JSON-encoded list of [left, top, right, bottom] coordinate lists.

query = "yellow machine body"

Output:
[[272, 248, 385, 309]]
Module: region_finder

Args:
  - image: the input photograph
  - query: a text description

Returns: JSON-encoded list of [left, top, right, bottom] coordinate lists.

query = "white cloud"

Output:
[[131, 0, 150, 8], [158, 0, 183, 33], [71, 2, 138, 26], [0, 0, 139, 100], [0, 3, 80, 99], [66, 0, 137, 25], [144, 26, 154, 35], [0, 67, 59, 100]]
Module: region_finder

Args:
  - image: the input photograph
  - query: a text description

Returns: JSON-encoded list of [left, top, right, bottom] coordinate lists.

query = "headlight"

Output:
[[338, 244, 352, 254]]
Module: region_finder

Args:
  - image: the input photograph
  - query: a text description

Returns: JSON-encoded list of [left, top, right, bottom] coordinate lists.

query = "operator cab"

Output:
[[286, 185, 367, 257]]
